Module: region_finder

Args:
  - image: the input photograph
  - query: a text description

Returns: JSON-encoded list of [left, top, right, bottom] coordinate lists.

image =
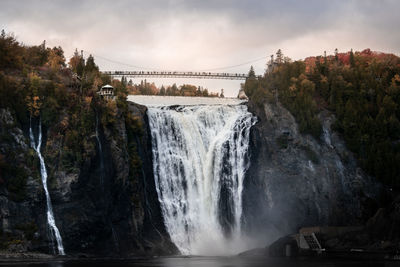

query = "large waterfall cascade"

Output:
[[147, 104, 256, 255], [29, 120, 65, 255]]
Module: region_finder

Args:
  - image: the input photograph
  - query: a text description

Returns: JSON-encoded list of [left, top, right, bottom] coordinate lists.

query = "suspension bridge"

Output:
[[84, 49, 266, 81], [101, 71, 248, 80]]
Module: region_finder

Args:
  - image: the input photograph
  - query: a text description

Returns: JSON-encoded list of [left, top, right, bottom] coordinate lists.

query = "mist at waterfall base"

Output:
[[147, 104, 258, 255]]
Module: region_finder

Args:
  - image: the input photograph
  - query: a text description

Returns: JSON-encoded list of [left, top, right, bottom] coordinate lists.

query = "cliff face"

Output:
[[0, 96, 383, 255], [0, 104, 176, 256], [242, 100, 381, 244]]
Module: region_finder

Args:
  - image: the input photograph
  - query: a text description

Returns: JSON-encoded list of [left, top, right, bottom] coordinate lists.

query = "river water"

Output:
[[0, 257, 396, 267]]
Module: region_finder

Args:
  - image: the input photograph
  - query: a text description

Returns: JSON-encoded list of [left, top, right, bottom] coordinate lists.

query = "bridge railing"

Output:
[[101, 71, 248, 80]]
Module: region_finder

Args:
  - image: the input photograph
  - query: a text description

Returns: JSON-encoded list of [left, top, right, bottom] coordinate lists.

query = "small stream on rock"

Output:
[[95, 114, 105, 188], [95, 113, 119, 252], [29, 119, 65, 255]]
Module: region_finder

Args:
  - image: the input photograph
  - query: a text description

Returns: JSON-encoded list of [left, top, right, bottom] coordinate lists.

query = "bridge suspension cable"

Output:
[[82, 50, 266, 72], [83, 50, 156, 70], [195, 56, 265, 72]]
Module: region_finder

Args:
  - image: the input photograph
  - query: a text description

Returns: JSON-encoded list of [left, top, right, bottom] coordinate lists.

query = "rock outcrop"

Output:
[[242, 99, 381, 245], [0, 104, 177, 256], [237, 89, 248, 100]]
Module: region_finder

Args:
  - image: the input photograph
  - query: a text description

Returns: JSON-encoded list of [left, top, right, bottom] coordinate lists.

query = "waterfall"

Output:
[[29, 119, 65, 255], [95, 113, 119, 251], [95, 114, 104, 187], [147, 104, 256, 255]]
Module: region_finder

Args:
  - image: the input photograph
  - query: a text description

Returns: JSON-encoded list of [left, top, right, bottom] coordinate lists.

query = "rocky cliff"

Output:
[[0, 103, 176, 256], [242, 99, 381, 245], [0, 95, 384, 256]]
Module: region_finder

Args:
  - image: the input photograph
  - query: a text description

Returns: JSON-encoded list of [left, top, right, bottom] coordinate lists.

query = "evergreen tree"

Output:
[[171, 83, 178, 95], [69, 49, 85, 76], [160, 85, 166, 95], [84, 54, 99, 73], [276, 49, 283, 64], [196, 86, 202, 96], [335, 48, 339, 62], [248, 66, 256, 78], [121, 76, 127, 87], [350, 49, 355, 68]]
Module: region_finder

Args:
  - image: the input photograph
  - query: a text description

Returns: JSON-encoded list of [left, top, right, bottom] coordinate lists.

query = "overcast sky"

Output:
[[1, 0, 399, 96]]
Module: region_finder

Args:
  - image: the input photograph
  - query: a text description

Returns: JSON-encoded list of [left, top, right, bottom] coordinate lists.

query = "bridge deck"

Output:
[[127, 95, 247, 106], [102, 71, 248, 80]]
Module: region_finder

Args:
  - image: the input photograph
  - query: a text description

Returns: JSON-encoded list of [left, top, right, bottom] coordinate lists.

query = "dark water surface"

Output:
[[0, 257, 398, 267]]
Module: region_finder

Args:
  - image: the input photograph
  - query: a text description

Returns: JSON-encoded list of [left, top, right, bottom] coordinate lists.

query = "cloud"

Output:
[[1, 0, 399, 96]]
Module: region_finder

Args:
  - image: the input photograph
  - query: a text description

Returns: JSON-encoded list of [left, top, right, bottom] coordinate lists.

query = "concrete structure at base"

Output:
[[298, 226, 363, 251], [298, 227, 324, 251], [269, 226, 365, 257], [98, 84, 115, 100]]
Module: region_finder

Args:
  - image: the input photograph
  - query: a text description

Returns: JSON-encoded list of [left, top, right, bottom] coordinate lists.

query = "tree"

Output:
[[248, 66, 256, 78], [180, 84, 197, 96], [69, 49, 85, 76], [276, 49, 283, 64], [25, 73, 42, 117], [350, 49, 355, 68], [120, 76, 127, 87], [245, 66, 259, 97], [196, 86, 202, 96], [171, 83, 179, 96], [0, 30, 24, 69], [84, 54, 99, 73], [47, 46, 65, 70], [159, 85, 166, 96], [334, 48, 339, 62]]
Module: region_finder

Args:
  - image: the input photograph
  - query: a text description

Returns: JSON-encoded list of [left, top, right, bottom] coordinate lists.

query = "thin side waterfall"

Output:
[[29, 119, 65, 255], [95, 114, 104, 187], [95, 114, 119, 251], [147, 104, 256, 255]]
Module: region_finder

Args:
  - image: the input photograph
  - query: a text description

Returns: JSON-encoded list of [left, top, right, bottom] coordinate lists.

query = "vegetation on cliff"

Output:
[[0, 30, 142, 202], [245, 49, 400, 188]]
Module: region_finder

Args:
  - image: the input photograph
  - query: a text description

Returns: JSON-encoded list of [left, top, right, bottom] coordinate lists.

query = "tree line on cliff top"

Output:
[[245, 49, 400, 188], [125, 78, 221, 97]]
